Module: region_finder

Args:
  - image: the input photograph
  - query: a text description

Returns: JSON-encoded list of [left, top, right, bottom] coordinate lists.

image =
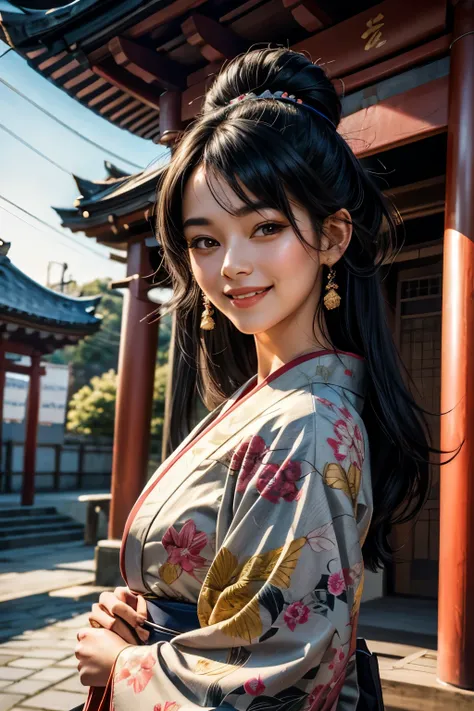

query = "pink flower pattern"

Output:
[[231, 436, 267, 493], [161, 519, 207, 574], [327, 408, 364, 470], [284, 601, 310, 631], [244, 676, 266, 696], [154, 704, 181, 711], [116, 651, 156, 694], [327, 570, 346, 596], [342, 563, 362, 588], [328, 646, 346, 679], [256, 459, 301, 504]]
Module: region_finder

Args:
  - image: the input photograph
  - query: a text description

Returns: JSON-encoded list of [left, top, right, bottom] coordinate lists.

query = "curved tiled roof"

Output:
[[54, 161, 166, 235], [0, 254, 101, 331]]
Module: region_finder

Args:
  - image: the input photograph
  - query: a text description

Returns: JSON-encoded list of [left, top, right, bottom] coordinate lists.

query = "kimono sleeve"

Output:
[[112, 398, 369, 711]]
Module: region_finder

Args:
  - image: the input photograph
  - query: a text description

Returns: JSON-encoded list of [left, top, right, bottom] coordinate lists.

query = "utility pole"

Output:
[[47, 261, 71, 293]]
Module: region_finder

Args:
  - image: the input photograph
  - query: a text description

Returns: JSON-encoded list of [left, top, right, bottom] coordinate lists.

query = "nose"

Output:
[[220, 244, 253, 279]]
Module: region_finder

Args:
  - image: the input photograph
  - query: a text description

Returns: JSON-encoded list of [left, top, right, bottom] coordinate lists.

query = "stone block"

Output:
[[0, 694, 26, 711], [94, 540, 123, 587], [28, 669, 73, 684], [8, 661, 55, 671], [55, 656, 77, 669], [55, 674, 84, 694], [4, 680, 50, 696], [21, 689, 87, 710], [0, 651, 67, 662], [55, 614, 89, 630], [0, 669, 31, 682], [0, 658, 19, 667]]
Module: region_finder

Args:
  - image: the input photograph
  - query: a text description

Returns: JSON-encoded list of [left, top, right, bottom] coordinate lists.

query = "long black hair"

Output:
[[155, 47, 432, 571]]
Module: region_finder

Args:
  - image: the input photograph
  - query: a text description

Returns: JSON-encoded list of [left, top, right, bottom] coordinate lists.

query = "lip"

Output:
[[226, 286, 273, 309], [224, 286, 272, 297]]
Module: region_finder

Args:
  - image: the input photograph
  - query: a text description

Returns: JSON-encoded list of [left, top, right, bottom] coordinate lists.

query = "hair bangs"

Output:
[[200, 118, 322, 243]]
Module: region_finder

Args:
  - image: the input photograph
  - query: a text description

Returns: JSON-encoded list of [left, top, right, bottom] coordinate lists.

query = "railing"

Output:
[[0, 439, 163, 494], [0, 440, 113, 494]]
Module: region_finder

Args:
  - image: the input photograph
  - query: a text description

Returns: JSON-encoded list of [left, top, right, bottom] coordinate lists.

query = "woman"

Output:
[[75, 47, 431, 710]]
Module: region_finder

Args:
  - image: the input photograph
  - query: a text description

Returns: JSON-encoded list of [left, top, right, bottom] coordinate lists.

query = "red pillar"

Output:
[[108, 240, 159, 539], [22, 353, 41, 506], [438, 0, 474, 690]]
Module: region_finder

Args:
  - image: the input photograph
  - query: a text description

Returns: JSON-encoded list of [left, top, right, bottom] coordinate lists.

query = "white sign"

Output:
[[4, 358, 69, 426]]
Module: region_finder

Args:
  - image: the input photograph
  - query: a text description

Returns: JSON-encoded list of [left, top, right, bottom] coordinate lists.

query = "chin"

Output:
[[227, 317, 279, 336]]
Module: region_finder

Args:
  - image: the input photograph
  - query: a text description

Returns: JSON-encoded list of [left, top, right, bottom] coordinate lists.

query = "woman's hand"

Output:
[[75, 627, 130, 687], [88, 586, 150, 645]]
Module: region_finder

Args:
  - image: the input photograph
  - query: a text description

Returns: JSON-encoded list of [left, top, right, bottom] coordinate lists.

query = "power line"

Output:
[[0, 193, 114, 264], [0, 121, 71, 174], [0, 75, 143, 171], [0, 200, 94, 260]]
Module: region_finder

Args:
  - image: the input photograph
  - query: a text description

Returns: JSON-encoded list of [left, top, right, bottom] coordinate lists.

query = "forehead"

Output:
[[182, 165, 257, 219]]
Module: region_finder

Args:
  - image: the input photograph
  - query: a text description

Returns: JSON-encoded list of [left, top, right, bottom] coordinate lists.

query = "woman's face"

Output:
[[182, 165, 324, 336]]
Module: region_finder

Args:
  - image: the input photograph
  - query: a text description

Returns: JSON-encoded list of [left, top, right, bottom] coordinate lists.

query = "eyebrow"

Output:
[[182, 200, 274, 230]]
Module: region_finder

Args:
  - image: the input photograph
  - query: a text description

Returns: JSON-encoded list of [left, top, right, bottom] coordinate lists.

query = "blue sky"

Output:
[[0, 37, 168, 288]]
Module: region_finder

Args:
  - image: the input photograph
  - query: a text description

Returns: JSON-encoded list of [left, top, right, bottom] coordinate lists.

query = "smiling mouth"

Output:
[[225, 286, 272, 300]]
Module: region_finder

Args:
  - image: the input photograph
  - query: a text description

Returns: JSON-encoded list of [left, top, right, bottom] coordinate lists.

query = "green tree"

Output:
[[47, 278, 123, 393], [66, 369, 117, 437], [67, 364, 169, 444], [48, 279, 172, 390]]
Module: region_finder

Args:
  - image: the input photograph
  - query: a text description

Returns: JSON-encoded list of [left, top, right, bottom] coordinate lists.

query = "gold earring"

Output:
[[200, 294, 215, 330], [324, 267, 341, 310]]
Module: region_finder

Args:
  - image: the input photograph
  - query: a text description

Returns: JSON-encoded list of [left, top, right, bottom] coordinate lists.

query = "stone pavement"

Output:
[[0, 541, 106, 711]]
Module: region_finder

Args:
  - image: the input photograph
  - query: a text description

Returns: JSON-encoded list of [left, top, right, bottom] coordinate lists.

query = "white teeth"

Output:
[[233, 289, 267, 299]]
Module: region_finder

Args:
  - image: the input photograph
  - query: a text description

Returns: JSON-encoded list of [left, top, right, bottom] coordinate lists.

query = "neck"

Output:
[[254, 310, 332, 383]]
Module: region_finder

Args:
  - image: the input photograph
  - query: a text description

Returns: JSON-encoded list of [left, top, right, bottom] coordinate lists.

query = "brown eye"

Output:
[[254, 222, 286, 237], [189, 237, 219, 250]]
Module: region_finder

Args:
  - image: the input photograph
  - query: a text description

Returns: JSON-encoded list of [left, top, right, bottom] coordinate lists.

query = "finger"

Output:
[[99, 595, 145, 630], [89, 605, 141, 645], [114, 586, 140, 610], [135, 594, 148, 619], [108, 617, 139, 645], [98, 592, 138, 620], [89, 604, 114, 629]]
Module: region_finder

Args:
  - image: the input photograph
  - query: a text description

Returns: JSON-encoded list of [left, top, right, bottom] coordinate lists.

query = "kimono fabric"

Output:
[[113, 351, 372, 711]]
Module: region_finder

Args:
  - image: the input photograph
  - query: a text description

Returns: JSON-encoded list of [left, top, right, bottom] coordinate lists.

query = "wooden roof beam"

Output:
[[92, 61, 161, 111], [127, 0, 208, 39], [109, 36, 187, 91], [292, 0, 446, 79], [181, 13, 248, 62], [182, 0, 447, 121], [282, 0, 333, 32]]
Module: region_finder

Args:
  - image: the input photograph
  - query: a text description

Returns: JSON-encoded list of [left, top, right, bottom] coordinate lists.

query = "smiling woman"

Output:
[[78, 47, 434, 711], [181, 166, 350, 354]]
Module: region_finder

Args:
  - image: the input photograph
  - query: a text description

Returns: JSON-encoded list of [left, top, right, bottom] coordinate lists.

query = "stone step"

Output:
[[0, 506, 57, 519], [0, 520, 84, 538], [0, 527, 85, 550], [0, 513, 74, 528]]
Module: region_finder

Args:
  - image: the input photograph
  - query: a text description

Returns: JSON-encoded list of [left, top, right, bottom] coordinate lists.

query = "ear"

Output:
[[319, 208, 352, 267]]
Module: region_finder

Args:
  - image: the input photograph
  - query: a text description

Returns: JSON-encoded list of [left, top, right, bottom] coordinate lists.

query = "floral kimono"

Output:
[[114, 350, 372, 711]]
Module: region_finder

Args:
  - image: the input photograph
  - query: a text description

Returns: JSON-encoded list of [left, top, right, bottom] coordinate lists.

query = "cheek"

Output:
[[265, 236, 319, 281], [189, 253, 222, 290]]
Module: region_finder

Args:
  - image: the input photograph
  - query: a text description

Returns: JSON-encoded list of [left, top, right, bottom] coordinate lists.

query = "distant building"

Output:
[[0, 239, 102, 502]]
